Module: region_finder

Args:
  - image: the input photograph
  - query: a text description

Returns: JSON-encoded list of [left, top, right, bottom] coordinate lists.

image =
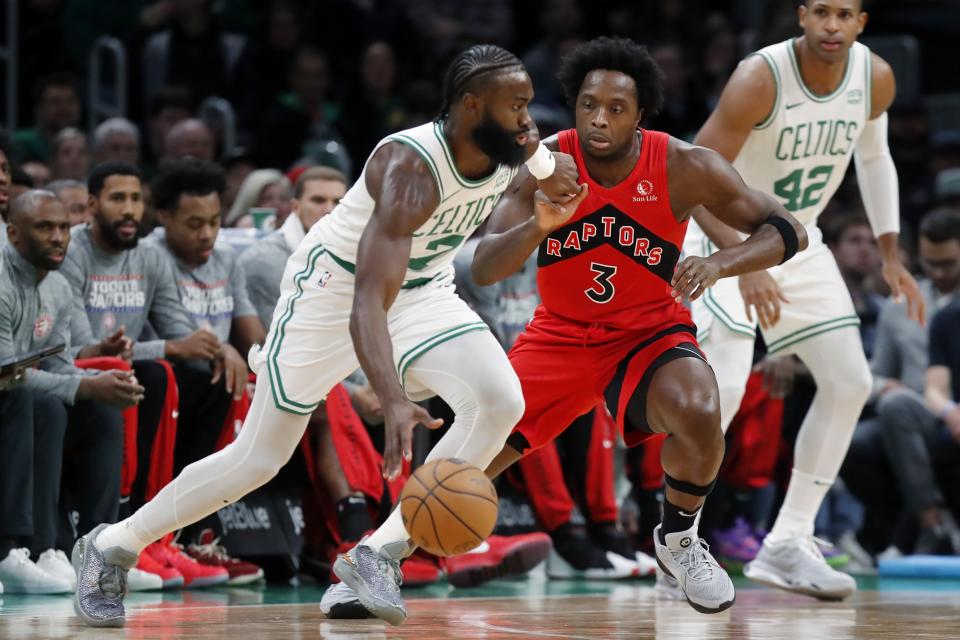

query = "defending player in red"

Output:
[[473, 37, 808, 614]]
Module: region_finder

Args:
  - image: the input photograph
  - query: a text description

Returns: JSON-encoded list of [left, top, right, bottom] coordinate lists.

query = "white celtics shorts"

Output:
[[683, 231, 859, 355], [248, 242, 490, 415]]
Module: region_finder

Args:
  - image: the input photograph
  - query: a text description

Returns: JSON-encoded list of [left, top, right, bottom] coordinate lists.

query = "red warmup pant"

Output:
[[299, 383, 408, 547], [518, 407, 619, 531]]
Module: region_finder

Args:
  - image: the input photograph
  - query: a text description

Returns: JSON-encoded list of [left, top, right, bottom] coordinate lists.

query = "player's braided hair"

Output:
[[436, 45, 524, 121]]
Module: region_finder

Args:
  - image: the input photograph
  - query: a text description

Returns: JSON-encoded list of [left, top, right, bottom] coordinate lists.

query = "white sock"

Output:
[[364, 331, 523, 555], [94, 519, 157, 556], [766, 468, 832, 543]]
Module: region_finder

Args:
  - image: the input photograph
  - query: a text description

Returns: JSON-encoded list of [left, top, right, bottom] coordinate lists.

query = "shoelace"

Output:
[[797, 536, 830, 563], [375, 554, 403, 591], [99, 563, 128, 599], [674, 540, 718, 583], [10, 548, 32, 567], [192, 537, 231, 562]]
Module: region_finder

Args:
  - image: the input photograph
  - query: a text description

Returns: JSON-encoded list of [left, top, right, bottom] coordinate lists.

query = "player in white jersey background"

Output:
[[681, 0, 925, 599], [70, 44, 583, 629]]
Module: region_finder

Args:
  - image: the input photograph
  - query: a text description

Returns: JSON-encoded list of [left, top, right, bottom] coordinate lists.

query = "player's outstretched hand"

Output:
[[739, 270, 789, 329], [533, 184, 589, 234], [671, 255, 722, 302], [882, 260, 926, 326], [536, 152, 580, 203], [382, 400, 444, 480]]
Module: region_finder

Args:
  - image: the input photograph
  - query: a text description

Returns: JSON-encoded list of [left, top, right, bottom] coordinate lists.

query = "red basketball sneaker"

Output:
[[401, 550, 441, 587], [186, 530, 265, 585], [444, 533, 552, 588], [135, 547, 184, 589], [145, 540, 229, 588]]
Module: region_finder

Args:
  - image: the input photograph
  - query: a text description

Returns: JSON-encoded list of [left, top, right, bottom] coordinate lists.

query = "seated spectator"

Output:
[[146, 159, 266, 470], [256, 47, 350, 176], [844, 208, 960, 555], [163, 119, 216, 163], [146, 86, 194, 170], [935, 168, 960, 210], [224, 169, 292, 229], [21, 161, 52, 188], [338, 41, 406, 168], [242, 166, 346, 328], [50, 127, 91, 182], [93, 117, 141, 166], [0, 190, 142, 554], [62, 161, 224, 490], [828, 214, 886, 358], [11, 73, 82, 164], [47, 179, 91, 227], [141, 0, 245, 110], [9, 167, 34, 203], [0, 383, 70, 594]]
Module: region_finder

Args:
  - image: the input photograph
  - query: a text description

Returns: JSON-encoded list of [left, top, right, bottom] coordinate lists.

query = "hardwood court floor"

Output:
[[2, 575, 960, 639]]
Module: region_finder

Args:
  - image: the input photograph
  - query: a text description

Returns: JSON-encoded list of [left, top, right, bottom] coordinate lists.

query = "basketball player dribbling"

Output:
[[682, 0, 924, 600], [473, 36, 808, 614], [71, 45, 582, 628]]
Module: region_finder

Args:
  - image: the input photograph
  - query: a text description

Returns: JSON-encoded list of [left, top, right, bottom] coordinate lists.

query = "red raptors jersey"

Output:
[[537, 128, 691, 331]]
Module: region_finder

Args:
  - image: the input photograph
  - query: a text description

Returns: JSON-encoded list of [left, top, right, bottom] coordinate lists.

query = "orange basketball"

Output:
[[399, 458, 499, 557]]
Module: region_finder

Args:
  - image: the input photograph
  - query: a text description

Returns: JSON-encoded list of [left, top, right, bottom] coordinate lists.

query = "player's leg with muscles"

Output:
[[642, 354, 736, 614], [743, 325, 869, 599], [697, 321, 756, 434], [362, 329, 524, 556]]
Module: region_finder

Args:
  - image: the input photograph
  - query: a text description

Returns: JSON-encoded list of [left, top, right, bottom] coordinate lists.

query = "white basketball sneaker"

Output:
[[36, 549, 77, 590], [744, 535, 856, 600], [0, 548, 72, 594]]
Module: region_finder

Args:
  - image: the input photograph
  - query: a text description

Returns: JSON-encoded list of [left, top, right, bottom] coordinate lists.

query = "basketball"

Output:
[[399, 458, 499, 557]]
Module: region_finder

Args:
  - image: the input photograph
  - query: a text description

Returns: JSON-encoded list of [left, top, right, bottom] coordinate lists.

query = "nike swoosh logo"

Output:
[[786, 102, 805, 110], [678, 510, 699, 518]]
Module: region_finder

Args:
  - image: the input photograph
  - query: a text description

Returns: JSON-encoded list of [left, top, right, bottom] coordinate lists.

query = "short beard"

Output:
[[98, 218, 140, 250], [471, 114, 528, 168]]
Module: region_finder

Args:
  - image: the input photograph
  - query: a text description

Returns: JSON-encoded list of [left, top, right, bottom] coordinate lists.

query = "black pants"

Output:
[[876, 389, 960, 514], [0, 389, 67, 552], [172, 364, 232, 475], [128, 360, 168, 511], [62, 399, 124, 536]]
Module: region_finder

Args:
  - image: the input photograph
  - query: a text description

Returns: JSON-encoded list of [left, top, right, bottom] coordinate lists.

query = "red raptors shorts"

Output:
[[507, 305, 704, 453]]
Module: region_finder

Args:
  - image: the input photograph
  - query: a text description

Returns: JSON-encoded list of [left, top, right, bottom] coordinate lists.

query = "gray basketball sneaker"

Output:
[[71, 524, 138, 628], [653, 525, 735, 614], [744, 535, 856, 600], [320, 581, 375, 619], [333, 540, 408, 626]]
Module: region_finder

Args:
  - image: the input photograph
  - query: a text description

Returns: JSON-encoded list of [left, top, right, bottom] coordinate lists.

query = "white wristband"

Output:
[[525, 142, 556, 180]]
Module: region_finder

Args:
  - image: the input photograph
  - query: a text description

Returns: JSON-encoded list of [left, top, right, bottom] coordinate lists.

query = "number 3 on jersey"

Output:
[[586, 262, 617, 303]]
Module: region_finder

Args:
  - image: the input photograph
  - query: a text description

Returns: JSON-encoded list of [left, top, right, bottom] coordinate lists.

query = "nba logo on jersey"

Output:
[[633, 179, 658, 203]]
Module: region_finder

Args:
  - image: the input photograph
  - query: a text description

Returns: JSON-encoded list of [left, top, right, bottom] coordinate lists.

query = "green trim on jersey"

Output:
[[433, 122, 500, 189], [387, 134, 445, 200], [766, 315, 860, 354], [266, 244, 328, 415], [864, 50, 872, 119], [752, 51, 781, 130], [787, 37, 854, 103], [396, 322, 490, 388], [325, 248, 441, 289], [700, 238, 757, 338]]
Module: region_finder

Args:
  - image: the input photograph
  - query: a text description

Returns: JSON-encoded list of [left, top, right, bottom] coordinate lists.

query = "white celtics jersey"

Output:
[[735, 38, 872, 232], [309, 121, 518, 288]]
